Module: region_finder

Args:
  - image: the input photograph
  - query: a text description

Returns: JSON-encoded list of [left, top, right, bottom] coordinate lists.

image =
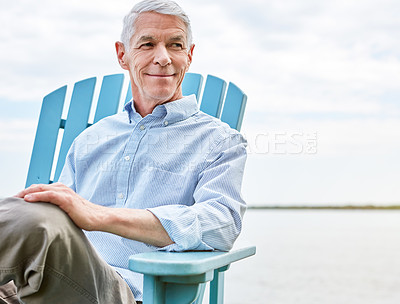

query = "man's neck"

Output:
[[133, 99, 158, 117], [132, 92, 183, 117]]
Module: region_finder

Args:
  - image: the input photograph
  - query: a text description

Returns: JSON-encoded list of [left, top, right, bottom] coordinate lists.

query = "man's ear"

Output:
[[115, 41, 129, 70], [186, 44, 195, 72]]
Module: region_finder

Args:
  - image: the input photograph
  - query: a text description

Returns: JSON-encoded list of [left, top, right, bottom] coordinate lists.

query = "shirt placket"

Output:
[[115, 119, 151, 207]]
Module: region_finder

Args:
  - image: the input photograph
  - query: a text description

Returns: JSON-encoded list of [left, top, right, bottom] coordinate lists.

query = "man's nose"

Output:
[[153, 45, 172, 66]]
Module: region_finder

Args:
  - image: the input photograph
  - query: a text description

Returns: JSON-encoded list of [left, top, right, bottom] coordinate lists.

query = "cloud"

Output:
[[0, 0, 129, 102], [0, 119, 36, 152], [184, 0, 400, 125]]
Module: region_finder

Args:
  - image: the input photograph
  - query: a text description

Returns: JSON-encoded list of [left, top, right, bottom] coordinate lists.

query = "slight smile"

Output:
[[145, 74, 175, 77]]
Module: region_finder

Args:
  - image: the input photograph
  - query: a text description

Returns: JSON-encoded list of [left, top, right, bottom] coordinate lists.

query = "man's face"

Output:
[[118, 12, 194, 110]]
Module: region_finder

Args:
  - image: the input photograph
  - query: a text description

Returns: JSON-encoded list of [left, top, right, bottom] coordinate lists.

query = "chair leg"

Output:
[[209, 265, 230, 304], [143, 274, 209, 304], [193, 283, 206, 304], [142, 275, 165, 304]]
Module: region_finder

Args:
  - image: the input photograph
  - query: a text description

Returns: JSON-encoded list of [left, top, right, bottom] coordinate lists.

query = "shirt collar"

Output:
[[124, 94, 199, 125]]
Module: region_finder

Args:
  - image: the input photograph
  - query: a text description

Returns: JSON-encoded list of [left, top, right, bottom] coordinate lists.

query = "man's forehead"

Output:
[[133, 12, 187, 36]]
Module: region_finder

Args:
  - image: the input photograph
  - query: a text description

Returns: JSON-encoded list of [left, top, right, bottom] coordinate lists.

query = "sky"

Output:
[[0, 0, 399, 206]]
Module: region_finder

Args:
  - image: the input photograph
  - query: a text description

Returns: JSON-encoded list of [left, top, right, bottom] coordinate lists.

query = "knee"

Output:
[[0, 197, 73, 237]]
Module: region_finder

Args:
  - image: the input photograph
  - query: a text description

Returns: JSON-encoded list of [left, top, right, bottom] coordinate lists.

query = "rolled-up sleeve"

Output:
[[148, 133, 247, 252]]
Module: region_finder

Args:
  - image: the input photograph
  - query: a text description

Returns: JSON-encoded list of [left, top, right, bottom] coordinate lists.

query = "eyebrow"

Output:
[[137, 34, 186, 43], [137, 35, 156, 43], [169, 35, 185, 42]]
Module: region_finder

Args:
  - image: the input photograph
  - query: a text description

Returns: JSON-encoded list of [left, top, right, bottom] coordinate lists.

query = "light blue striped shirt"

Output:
[[58, 94, 247, 300]]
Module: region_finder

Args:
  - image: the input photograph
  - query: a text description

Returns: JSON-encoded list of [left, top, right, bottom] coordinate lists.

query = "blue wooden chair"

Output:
[[26, 73, 256, 303]]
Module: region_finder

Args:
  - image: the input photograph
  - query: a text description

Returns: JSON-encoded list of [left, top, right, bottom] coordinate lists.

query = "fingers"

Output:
[[23, 190, 59, 204], [14, 183, 68, 201], [12, 183, 101, 231]]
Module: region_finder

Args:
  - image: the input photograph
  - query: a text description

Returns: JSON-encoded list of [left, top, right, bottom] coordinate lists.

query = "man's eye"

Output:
[[141, 43, 154, 48], [171, 43, 183, 49]]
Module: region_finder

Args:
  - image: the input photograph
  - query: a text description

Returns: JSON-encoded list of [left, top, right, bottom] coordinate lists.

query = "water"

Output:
[[214, 209, 400, 304]]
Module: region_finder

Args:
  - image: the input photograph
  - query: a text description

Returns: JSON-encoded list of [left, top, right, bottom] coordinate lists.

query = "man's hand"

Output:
[[15, 182, 106, 231]]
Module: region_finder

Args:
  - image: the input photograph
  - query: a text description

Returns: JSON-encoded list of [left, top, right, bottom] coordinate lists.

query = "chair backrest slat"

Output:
[[220, 82, 247, 131], [26, 73, 247, 187], [93, 74, 125, 123], [199, 75, 227, 118], [182, 73, 203, 99], [25, 86, 67, 187], [124, 80, 132, 105], [53, 77, 97, 182]]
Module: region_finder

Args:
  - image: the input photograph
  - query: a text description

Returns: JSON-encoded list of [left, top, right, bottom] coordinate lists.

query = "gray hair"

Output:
[[120, 0, 193, 51]]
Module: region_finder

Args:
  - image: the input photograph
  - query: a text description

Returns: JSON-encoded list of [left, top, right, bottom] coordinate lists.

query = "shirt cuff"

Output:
[[147, 205, 213, 251]]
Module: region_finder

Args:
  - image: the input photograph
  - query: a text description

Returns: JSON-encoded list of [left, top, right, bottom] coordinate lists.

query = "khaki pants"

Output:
[[0, 281, 18, 304], [0, 197, 136, 304]]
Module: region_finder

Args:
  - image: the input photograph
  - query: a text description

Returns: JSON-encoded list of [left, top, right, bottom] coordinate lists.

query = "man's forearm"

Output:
[[94, 208, 173, 248]]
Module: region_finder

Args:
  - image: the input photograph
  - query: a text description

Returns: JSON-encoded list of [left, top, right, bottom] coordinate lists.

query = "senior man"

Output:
[[0, 0, 247, 303]]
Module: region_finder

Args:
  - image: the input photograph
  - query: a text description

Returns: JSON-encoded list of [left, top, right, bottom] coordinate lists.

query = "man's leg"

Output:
[[0, 281, 19, 304], [0, 197, 136, 304]]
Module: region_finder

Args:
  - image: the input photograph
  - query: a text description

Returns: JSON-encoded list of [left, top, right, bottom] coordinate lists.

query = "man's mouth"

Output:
[[146, 73, 175, 78]]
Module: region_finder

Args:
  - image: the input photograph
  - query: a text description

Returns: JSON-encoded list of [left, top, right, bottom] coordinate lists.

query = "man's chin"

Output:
[[145, 91, 181, 104], [135, 82, 183, 104]]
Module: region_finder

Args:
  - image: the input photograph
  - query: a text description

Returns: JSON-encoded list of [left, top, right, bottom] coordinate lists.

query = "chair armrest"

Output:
[[129, 246, 256, 277], [129, 246, 256, 304]]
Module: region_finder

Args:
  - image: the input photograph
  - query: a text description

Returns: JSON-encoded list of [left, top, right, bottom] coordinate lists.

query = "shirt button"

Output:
[[118, 193, 124, 199], [139, 125, 145, 131], [164, 120, 169, 126], [124, 155, 130, 161]]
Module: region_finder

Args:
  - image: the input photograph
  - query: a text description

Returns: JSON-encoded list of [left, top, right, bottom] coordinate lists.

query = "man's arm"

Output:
[[147, 133, 247, 252], [15, 183, 173, 247]]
